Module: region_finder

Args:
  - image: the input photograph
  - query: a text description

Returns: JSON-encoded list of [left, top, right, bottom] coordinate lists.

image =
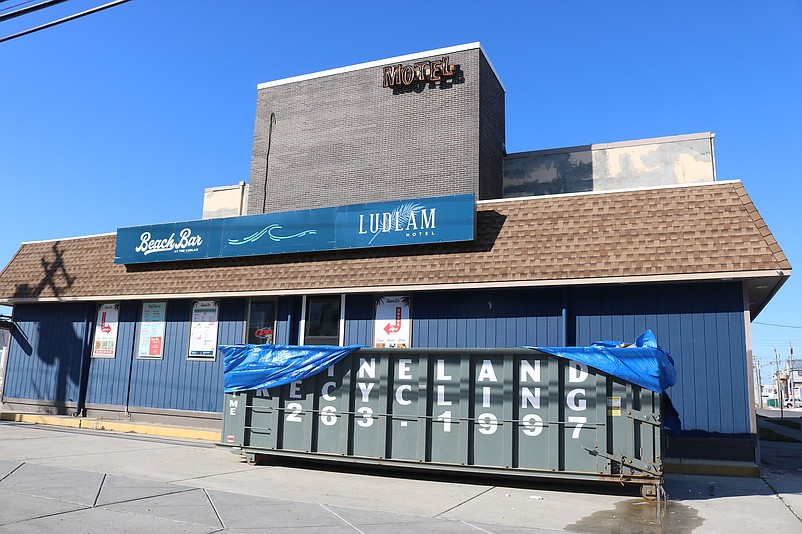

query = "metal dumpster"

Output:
[[219, 347, 665, 497]]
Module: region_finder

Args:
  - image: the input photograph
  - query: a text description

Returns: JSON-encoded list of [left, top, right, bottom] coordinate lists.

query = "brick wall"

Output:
[[479, 53, 505, 200], [247, 46, 505, 214]]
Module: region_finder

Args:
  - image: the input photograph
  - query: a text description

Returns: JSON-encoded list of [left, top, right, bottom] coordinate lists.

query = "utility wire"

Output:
[[0, 0, 38, 15], [0, 0, 131, 43], [754, 321, 802, 330], [0, 0, 69, 22]]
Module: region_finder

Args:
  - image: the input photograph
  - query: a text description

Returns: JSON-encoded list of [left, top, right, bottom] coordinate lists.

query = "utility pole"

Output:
[[775, 348, 785, 418], [755, 357, 763, 409], [789, 342, 795, 405]]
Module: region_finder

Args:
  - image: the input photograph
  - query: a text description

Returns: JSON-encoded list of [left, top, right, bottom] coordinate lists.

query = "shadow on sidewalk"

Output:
[[757, 414, 802, 474]]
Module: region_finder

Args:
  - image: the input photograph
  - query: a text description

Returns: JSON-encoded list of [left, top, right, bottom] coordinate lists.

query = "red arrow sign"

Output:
[[383, 306, 402, 335], [100, 311, 112, 333]]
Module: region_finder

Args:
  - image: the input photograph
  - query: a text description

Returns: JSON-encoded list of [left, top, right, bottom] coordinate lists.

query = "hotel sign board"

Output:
[[115, 193, 475, 265]]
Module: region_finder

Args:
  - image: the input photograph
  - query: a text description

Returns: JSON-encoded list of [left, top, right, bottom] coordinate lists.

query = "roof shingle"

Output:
[[0, 182, 791, 302]]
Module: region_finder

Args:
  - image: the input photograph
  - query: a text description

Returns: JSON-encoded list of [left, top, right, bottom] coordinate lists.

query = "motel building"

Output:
[[0, 43, 791, 469]]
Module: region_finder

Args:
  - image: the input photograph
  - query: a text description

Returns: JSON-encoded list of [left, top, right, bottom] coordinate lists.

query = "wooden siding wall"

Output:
[[4, 302, 91, 407], [344, 294, 374, 345], [276, 296, 301, 345], [570, 282, 749, 435], [127, 299, 245, 413], [85, 301, 138, 406], [4, 283, 749, 435], [412, 289, 565, 348], [345, 289, 565, 347], [5, 300, 245, 415]]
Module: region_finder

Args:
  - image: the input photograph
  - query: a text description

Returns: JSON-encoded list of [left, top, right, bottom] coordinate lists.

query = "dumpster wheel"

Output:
[[245, 452, 265, 466], [640, 483, 663, 501]]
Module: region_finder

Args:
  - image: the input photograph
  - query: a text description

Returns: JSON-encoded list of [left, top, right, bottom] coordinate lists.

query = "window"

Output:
[[247, 300, 277, 345], [303, 295, 342, 346]]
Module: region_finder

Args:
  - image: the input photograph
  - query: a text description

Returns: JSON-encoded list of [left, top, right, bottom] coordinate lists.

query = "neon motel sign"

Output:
[[382, 56, 457, 88]]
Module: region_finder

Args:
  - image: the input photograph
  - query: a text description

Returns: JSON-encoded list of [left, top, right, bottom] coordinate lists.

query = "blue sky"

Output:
[[2, 1, 800, 376]]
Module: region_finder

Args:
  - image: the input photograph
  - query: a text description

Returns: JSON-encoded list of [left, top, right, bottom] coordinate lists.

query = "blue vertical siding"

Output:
[[276, 297, 300, 345], [5, 303, 89, 405], [128, 298, 245, 414], [411, 289, 564, 348], [571, 282, 748, 434], [85, 301, 137, 406], [344, 294, 374, 346], [4, 282, 750, 435], [343, 290, 564, 348]]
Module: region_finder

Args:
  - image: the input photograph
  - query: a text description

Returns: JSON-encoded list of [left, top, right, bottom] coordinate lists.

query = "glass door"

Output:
[[303, 295, 342, 346]]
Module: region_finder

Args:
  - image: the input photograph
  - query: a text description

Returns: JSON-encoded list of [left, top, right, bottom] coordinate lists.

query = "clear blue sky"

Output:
[[2, 1, 800, 376]]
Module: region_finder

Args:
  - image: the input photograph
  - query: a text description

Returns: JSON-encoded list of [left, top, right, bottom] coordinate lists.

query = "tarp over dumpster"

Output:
[[527, 330, 682, 431], [532, 330, 676, 393], [221, 344, 361, 393], [531, 330, 680, 430]]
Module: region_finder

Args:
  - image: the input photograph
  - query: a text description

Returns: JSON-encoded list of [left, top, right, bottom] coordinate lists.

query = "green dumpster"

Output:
[[219, 346, 666, 498]]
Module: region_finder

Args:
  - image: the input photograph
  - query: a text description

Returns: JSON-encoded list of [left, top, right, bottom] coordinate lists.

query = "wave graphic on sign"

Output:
[[369, 202, 425, 244], [228, 224, 317, 245]]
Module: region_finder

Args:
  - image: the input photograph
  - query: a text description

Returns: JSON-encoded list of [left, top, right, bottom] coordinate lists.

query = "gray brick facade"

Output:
[[479, 53, 505, 200], [247, 45, 505, 214]]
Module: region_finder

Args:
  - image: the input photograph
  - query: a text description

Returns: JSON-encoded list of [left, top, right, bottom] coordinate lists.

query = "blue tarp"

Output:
[[532, 330, 676, 393], [221, 344, 361, 393], [530, 330, 681, 430]]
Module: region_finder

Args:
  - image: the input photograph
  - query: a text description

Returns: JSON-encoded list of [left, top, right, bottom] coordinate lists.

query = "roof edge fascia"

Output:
[[1, 268, 788, 304], [21, 232, 116, 246], [257, 42, 505, 91], [479, 179, 742, 206]]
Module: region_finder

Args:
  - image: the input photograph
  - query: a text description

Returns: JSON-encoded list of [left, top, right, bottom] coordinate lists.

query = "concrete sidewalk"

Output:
[[0, 420, 800, 533]]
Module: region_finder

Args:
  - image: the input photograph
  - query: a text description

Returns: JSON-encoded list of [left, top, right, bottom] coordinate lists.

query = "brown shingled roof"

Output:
[[0, 182, 791, 311]]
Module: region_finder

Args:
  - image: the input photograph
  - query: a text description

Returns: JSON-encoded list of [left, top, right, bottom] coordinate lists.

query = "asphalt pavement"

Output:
[[0, 417, 801, 533]]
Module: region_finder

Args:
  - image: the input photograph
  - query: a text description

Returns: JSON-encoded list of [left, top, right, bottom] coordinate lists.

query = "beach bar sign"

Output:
[[115, 194, 475, 265]]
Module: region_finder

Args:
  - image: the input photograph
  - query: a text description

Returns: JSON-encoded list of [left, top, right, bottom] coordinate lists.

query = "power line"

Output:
[[0, 1, 39, 15], [0, 0, 131, 43], [0, 0, 68, 22], [753, 321, 802, 329]]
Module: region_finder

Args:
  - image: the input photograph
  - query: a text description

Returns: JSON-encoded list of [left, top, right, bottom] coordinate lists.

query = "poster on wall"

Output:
[[188, 300, 219, 359], [138, 301, 167, 359], [92, 303, 120, 358], [373, 296, 411, 348]]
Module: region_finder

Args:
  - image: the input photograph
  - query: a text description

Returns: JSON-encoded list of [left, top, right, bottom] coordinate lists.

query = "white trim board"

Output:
[[1, 269, 787, 304], [257, 42, 505, 91]]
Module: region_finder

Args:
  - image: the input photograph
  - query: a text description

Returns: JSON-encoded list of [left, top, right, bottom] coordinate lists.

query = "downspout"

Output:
[[124, 303, 138, 419], [260, 112, 277, 214], [561, 287, 570, 346], [73, 302, 94, 417]]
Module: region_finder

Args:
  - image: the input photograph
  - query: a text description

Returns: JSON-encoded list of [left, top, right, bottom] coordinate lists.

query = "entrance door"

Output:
[[302, 295, 342, 346]]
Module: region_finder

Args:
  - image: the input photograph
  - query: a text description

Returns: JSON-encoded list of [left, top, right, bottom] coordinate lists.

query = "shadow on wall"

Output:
[[12, 242, 75, 300], [9, 242, 85, 415]]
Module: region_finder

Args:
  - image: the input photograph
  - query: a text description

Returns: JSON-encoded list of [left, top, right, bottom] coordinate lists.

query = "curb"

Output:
[[664, 458, 761, 478], [0, 412, 219, 442]]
